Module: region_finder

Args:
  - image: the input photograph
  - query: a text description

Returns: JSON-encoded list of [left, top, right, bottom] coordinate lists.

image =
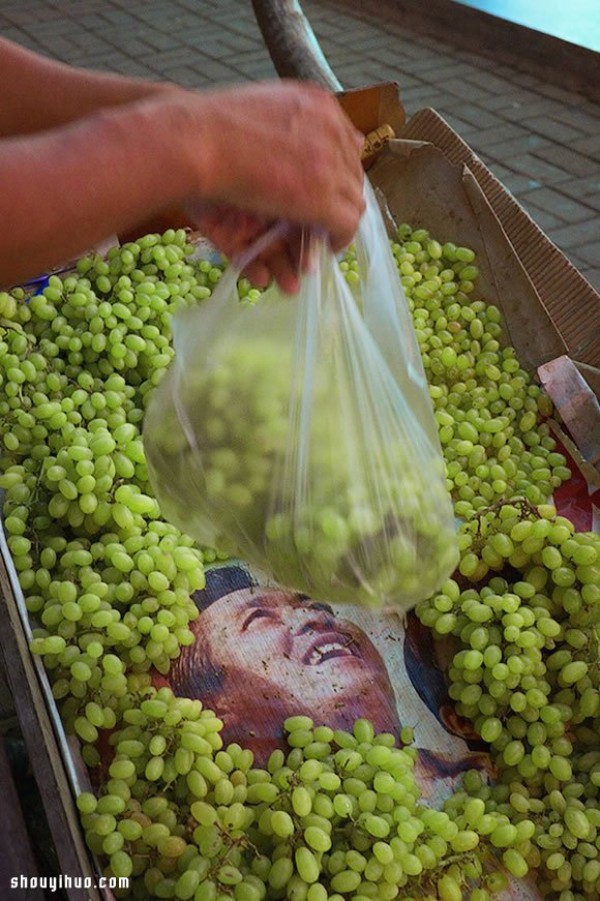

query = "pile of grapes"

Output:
[[0, 221, 598, 900], [417, 500, 600, 899]]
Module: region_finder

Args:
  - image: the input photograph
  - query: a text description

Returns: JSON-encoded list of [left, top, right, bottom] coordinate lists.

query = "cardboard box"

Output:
[[1, 81, 599, 900]]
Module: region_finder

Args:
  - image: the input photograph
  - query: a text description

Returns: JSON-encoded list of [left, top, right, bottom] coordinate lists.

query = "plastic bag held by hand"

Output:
[[144, 181, 459, 609]]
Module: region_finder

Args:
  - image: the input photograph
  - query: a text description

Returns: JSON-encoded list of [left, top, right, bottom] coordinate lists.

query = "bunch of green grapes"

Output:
[[0, 222, 589, 900], [417, 499, 600, 897], [0, 230, 224, 749], [77, 704, 525, 901], [343, 226, 571, 522]]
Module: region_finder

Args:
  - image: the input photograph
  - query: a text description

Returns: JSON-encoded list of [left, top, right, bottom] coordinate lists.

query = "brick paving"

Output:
[[0, 0, 598, 292]]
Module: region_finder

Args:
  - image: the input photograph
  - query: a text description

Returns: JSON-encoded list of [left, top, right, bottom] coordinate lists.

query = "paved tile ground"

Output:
[[0, 0, 598, 291]]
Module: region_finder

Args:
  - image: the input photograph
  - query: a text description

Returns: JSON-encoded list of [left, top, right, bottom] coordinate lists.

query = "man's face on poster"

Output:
[[206, 587, 391, 694], [155, 570, 493, 798], [168, 584, 400, 757]]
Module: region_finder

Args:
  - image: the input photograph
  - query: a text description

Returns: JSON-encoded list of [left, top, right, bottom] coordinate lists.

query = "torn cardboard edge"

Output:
[[369, 139, 569, 369], [399, 106, 600, 371]]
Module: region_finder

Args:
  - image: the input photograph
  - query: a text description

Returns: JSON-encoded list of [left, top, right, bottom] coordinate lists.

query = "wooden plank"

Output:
[[0, 732, 45, 900]]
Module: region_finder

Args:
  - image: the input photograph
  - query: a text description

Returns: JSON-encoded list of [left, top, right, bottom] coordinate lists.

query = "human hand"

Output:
[[174, 80, 366, 290], [187, 203, 314, 295]]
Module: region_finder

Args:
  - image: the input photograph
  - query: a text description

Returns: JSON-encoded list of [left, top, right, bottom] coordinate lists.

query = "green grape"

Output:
[[269, 856, 294, 891], [437, 874, 463, 901], [292, 786, 313, 818], [294, 847, 320, 884], [271, 810, 294, 838]]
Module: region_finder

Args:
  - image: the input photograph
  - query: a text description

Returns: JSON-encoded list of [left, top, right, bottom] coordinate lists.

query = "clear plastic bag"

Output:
[[144, 181, 458, 608]]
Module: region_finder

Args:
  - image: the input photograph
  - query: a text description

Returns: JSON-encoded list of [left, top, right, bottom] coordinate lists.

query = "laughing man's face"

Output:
[[190, 586, 400, 736]]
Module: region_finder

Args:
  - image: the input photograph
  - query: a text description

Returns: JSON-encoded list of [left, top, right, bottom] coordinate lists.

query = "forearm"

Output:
[[0, 95, 203, 287], [0, 80, 365, 290], [0, 37, 174, 137]]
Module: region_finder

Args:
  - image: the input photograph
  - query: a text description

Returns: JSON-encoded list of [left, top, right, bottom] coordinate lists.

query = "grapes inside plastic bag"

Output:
[[144, 181, 458, 609]]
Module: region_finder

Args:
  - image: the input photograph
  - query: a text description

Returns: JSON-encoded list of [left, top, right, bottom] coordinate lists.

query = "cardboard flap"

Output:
[[400, 107, 600, 368], [538, 356, 600, 471], [338, 82, 406, 137], [368, 139, 568, 369], [338, 82, 407, 170]]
